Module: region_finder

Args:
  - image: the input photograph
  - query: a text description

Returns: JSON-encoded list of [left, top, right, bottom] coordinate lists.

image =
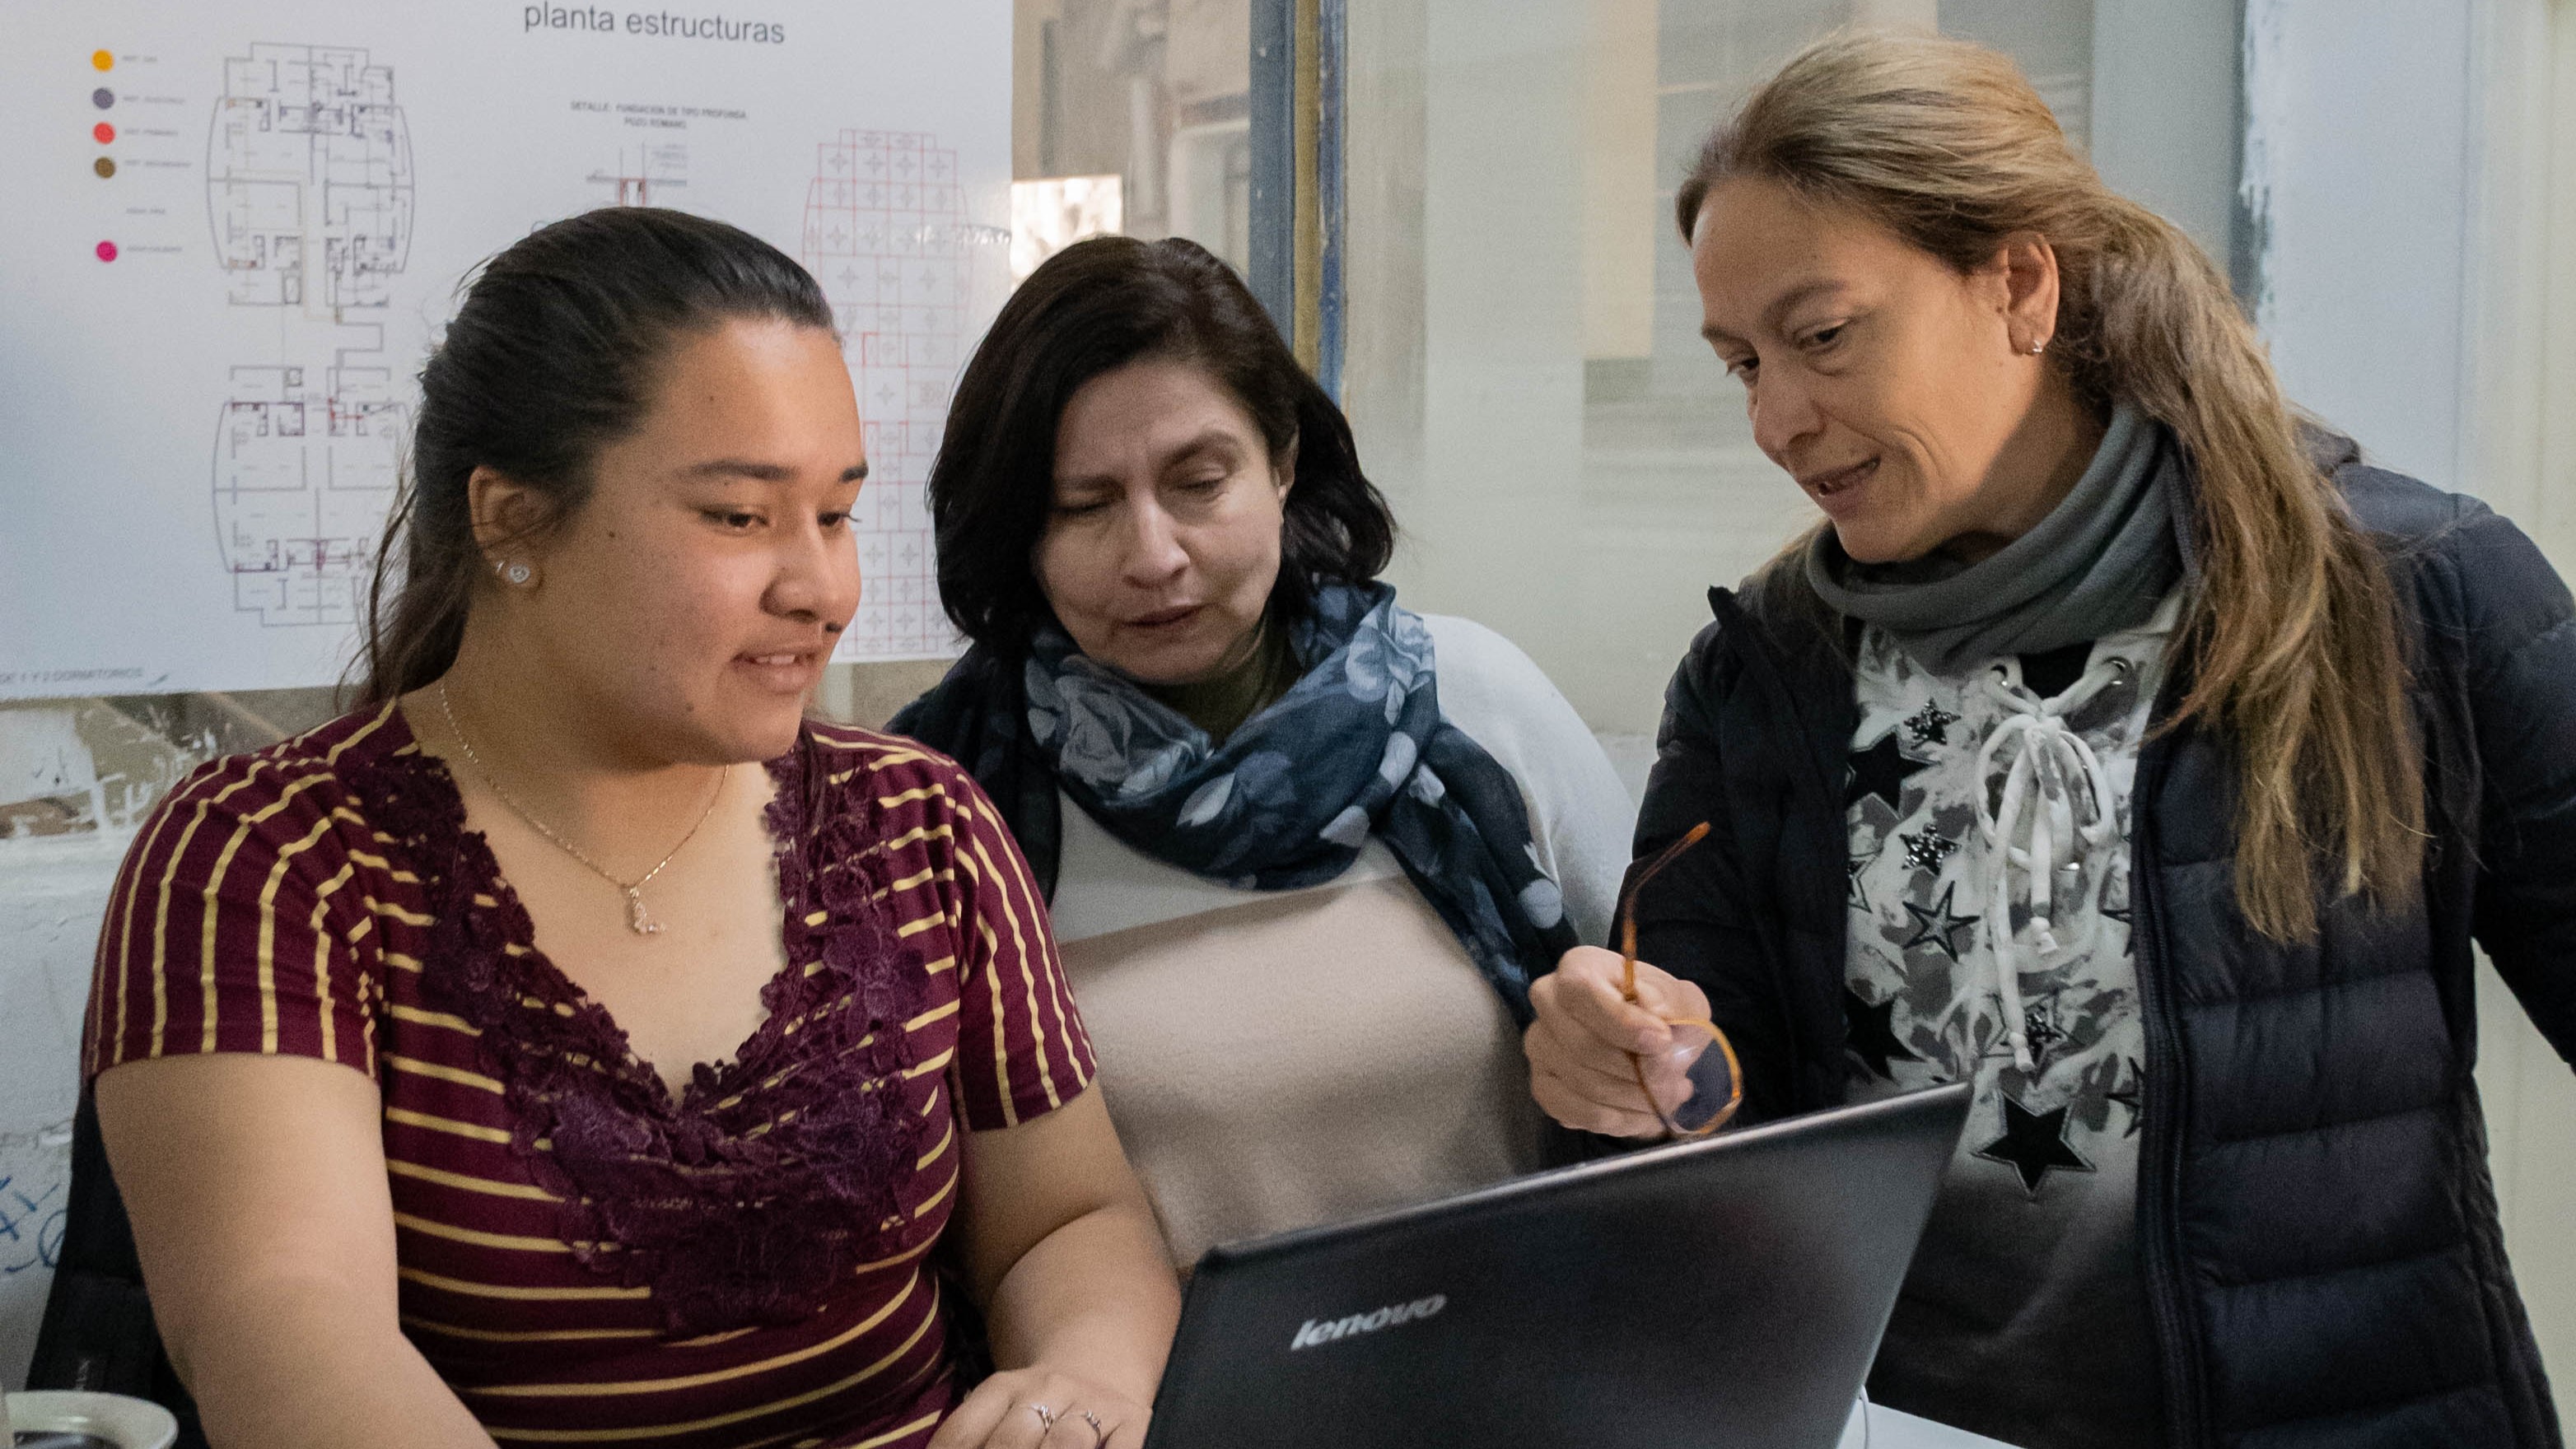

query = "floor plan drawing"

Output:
[[3, 2, 1010, 697], [802, 129, 993, 657], [590, 141, 688, 207], [208, 44, 412, 309], [211, 357, 404, 627], [204, 44, 413, 627]]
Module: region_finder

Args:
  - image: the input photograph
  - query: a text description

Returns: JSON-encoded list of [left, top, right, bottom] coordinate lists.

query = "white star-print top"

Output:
[[1841, 595, 2179, 1449]]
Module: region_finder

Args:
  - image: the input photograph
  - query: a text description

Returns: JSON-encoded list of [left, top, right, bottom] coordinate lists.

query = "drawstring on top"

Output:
[[1972, 656, 2130, 1071]]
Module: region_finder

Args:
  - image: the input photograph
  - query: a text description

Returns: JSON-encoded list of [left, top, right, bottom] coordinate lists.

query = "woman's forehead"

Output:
[[620, 319, 865, 467], [1056, 361, 1262, 467], [1692, 179, 1940, 331]]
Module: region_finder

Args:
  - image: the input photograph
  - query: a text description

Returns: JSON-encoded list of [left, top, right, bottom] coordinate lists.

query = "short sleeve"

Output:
[[936, 762, 1097, 1130], [86, 754, 380, 1082]]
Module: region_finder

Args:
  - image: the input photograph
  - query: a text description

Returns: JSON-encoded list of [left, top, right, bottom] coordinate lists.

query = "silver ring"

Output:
[[1029, 1403, 1057, 1429], [1080, 1409, 1108, 1444]]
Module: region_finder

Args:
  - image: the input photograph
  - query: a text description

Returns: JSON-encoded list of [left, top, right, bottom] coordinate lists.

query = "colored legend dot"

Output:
[[92, 50, 114, 71], [95, 157, 117, 179], [96, 240, 119, 262], [92, 88, 114, 109], [93, 122, 115, 144]]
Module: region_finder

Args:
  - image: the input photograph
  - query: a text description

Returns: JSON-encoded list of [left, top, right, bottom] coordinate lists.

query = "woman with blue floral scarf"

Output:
[[893, 236, 1635, 1268]]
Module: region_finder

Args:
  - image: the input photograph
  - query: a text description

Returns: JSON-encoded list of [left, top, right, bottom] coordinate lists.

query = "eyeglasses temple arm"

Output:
[[1613, 822, 1710, 1000]]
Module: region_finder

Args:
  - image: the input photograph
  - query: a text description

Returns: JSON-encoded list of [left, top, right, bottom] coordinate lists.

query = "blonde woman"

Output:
[[1524, 31, 2574, 1449]]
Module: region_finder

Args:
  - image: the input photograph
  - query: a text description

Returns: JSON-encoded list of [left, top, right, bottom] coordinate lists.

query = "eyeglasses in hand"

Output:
[[1616, 822, 1743, 1139]]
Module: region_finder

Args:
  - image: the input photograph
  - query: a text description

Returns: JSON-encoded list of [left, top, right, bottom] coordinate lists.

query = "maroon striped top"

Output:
[[86, 705, 1095, 1449]]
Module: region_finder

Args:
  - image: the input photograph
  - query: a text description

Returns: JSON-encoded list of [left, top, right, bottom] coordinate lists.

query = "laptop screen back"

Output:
[[1144, 1083, 1971, 1449]]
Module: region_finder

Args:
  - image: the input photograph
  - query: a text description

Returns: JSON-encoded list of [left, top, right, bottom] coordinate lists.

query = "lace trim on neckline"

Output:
[[346, 723, 930, 1335]]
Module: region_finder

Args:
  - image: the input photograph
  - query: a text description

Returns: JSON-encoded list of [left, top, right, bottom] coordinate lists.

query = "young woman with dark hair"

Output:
[[894, 236, 1635, 1269], [1524, 31, 2575, 1449], [85, 207, 1178, 1449]]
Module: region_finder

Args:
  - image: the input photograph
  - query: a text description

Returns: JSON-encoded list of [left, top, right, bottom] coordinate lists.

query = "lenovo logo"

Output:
[[1288, 1294, 1449, 1351]]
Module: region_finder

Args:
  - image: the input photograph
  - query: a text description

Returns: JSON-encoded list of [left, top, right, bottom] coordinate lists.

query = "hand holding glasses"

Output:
[[1614, 822, 1743, 1139]]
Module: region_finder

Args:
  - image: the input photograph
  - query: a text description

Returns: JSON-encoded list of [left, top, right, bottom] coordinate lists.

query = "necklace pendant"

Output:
[[625, 888, 663, 936]]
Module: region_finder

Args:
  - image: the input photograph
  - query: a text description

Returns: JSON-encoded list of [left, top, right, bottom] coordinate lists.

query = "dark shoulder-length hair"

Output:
[[926, 235, 1393, 655]]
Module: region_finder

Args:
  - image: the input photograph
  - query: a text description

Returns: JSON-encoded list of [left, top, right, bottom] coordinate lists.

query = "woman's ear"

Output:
[[1272, 433, 1300, 501], [1986, 230, 2063, 356], [466, 465, 553, 585]]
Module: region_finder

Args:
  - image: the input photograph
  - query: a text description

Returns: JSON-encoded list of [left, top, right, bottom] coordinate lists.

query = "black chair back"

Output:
[[28, 1085, 208, 1449]]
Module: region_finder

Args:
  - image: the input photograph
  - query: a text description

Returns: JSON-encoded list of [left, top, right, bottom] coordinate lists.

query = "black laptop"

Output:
[[1142, 1082, 1972, 1449]]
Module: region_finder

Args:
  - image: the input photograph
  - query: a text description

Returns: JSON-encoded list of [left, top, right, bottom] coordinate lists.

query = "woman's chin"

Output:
[[684, 698, 810, 764], [1830, 517, 1939, 566], [1830, 519, 1902, 565], [751, 699, 820, 755], [1093, 636, 1234, 688]]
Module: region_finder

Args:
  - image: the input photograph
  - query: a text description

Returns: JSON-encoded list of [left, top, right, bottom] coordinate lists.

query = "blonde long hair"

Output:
[[1684, 30, 2420, 940]]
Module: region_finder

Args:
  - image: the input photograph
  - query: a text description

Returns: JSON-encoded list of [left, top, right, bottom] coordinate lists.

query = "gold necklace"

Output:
[[436, 681, 727, 936]]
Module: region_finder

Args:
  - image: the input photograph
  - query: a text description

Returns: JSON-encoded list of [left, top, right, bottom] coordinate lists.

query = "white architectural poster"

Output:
[[0, 1, 1007, 700]]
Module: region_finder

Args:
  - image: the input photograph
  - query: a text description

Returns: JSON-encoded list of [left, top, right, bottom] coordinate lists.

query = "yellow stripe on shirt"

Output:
[[389, 1003, 482, 1037], [384, 1054, 506, 1094], [107, 779, 194, 1069], [385, 1107, 518, 1145], [385, 1158, 560, 1202], [256, 813, 338, 1053], [147, 762, 290, 1059], [464, 1274, 921, 1398], [401, 1314, 658, 1344], [195, 771, 338, 1053], [479, 1298, 940, 1440], [399, 1267, 649, 1302], [307, 860, 358, 1065], [394, 1213, 578, 1254]]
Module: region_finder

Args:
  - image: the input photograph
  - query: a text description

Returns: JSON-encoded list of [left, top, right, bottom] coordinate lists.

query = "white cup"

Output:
[[1838, 1393, 1873, 1449], [2, 1391, 180, 1449]]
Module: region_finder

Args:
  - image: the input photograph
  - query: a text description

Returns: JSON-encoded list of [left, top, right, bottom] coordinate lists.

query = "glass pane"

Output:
[[1012, 0, 1254, 281], [1346, 0, 2147, 737]]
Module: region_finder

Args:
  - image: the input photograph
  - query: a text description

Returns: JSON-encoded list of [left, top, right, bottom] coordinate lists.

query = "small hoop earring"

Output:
[[497, 561, 533, 586]]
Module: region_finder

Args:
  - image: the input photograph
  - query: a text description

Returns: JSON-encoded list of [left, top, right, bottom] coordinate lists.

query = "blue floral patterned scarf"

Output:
[[890, 582, 1575, 1022]]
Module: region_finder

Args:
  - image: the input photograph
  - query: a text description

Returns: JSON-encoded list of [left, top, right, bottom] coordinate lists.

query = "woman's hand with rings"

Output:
[[926, 1366, 1146, 1449], [1525, 944, 1714, 1138]]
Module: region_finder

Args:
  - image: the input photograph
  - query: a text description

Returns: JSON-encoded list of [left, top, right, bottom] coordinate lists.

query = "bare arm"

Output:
[[927, 1089, 1180, 1449], [95, 1054, 495, 1449]]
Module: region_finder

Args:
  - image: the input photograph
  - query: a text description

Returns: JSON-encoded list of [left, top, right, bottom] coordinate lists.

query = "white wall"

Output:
[[2088, 0, 2239, 266], [2242, 0, 2474, 487], [1398, 1, 1594, 675]]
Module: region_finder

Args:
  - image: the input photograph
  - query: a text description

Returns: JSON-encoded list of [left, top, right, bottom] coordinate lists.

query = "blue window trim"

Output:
[[1248, 0, 1294, 338], [1248, 0, 1346, 400], [1316, 0, 1345, 400]]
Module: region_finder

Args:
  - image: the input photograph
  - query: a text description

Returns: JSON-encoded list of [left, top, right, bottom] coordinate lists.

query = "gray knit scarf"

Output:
[[1805, 400, 2182, 673]]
